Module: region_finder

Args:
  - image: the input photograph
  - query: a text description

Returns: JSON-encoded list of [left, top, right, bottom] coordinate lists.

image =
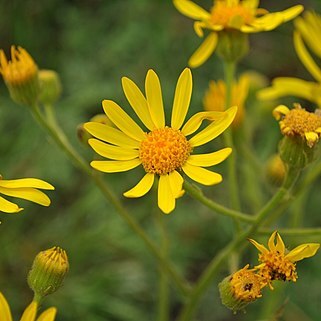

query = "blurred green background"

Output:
[[1, 0, 321, 320]]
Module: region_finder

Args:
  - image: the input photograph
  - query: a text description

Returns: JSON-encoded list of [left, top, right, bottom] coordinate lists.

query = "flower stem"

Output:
[[183, 181, 254, 223], [177, 169, 299, 321], [30, 105, 190, 297], [223, 60, 241, 211]]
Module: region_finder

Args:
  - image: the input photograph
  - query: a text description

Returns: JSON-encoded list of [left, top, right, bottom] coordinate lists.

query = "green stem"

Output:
[[183, 181, 254, 223], [258, 227, 321, 236], [177, 169, 299, 321], [156, 214, 170, 321], [223, 60, 241, 211], [30, 105, 190, 297]]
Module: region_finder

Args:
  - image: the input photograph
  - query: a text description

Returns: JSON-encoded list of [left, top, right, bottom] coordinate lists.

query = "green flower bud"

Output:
[[38, 69, 62, 105], [28, 246, 69, 302]]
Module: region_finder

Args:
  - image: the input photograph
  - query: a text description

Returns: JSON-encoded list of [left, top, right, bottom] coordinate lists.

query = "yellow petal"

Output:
[[181, 111, 226, 136], [0, 187, 51, 207], [280, 5, 304, 23], [242, 0, 259, 9], [173, 0, 211, 20], [293, 30, 321, 82], [84, 122, 140, 148], [168, 170, 184, 198], [20, 302, 37, 321], [123, 173, 155, 198], [305, 132, 319, 147], [171, 68, 192, 130], [272, 105, 290, 120], [187, 148, 232, 167], [0, 196, 23, 213], [102, 100, 145, 141], [36, 308, 57, 321], [158, 175, 175, 214], [188, 106, 237, 147], [121, 77, 156, 131], [275, 232, 285, 254], [193, 21, 206, 37], [145, 70, 165, 128], [267, 231, 278, 251], [248, 238, 269, 254], [182, 163, 222, 185], [90, 159, 141, 173], [88, 139, 139, 160], [0, 292, 13, 321], [286, 243, 320, 262], [0, 178, 54, 190], [258, 77, 319, 103], [188, 33, 218, 68]]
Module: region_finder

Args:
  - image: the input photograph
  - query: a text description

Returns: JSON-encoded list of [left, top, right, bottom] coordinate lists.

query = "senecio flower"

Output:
[[203, 74, 249, 128], [85, 68, 236, 214], [0, 175, 54, 213], [273, 104, 321, 148], [173, 0, 303, 67], [249, 231, 320, 288], [259, 11, 321, 108], [219, 264, 266, 311], [0, 46, 39, 106], [0, 292, 56, 321]]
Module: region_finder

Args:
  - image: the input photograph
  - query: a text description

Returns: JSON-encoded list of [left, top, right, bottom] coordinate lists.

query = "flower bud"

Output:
[[0, 46, 40, 107], [219, 265, 265, 312], [266, 154, 286, 186], [38, 69, 62, 105], [216, 31, 249, 63], [28, 246, 69, 301]]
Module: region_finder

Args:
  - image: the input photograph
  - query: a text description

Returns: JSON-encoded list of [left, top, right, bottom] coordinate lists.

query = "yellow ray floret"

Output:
[[85, 68, 237, 214], [249, 231, 319, 287], [0, 292, 57, 321], [0, 176, 54, 214], [173, 0, 303, 67]]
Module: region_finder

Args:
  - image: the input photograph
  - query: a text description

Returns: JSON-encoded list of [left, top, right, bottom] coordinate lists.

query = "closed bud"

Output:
[[28, 246, 69, 302], [0, 46, 40, 107], [266, 154, 286, 186], [39, 70, 62, 105]]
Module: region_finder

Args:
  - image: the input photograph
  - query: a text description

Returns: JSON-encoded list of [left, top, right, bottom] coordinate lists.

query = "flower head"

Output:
[[173, 0, 303, 67], [0, 46, 39, 106], [0, 175, 55, 214], [203, 74, 249, 128], [249, 231, 320, 287], [0, 292, 56, 321], [258, 11, 321, 108], [273, 104, 321, 148], [219, 264, 266, 311], [85, 68, 236, 214]]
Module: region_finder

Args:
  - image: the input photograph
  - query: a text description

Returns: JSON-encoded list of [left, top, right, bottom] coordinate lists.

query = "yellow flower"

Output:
[[0, 175, 55, 214], [273, 104, 321, 148], [258, 11, 321, 108], [249, 231, 320, 287], [173, 0, 303, 67], [0, 292, 56, 321], [219, 264, 266, 311], [203, 74, 249, 128], [0, 46, 39, 106], [85, 68, 237, 214]]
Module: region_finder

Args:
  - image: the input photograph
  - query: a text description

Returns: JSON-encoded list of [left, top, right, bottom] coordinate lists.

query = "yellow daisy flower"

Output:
[[173, 0, 303, 67], [273, 104, 321, 148], [0, 175, 55, 214], [249, 231, 320, 287], [0, 292, 56, 321], [259, 11, 321, 108], [0, 46, 39, 106], [85, 68, 237, 214], [203, 74, 249, 128]]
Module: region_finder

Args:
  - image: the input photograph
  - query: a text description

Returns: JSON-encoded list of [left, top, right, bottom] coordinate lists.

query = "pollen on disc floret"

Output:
[[139, 127, 192, 175]]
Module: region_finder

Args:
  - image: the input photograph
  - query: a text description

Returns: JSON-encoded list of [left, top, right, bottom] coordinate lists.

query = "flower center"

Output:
[[230, 266, 263, 302], [258, 251, 297, 283], [210, 1, 254, 27], [139, 127, 191, 175], [281, 108, 321, 138]]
